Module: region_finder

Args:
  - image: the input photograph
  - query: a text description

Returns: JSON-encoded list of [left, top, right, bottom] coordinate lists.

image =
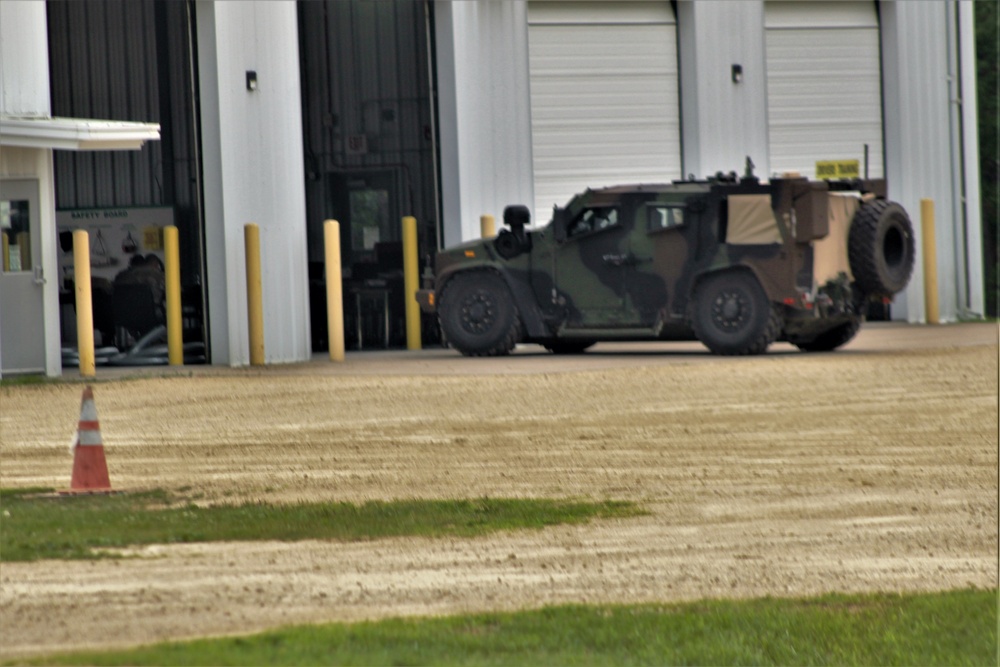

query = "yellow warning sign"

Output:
[[143, 226, 163, 250], [815, 160, 860, 180]]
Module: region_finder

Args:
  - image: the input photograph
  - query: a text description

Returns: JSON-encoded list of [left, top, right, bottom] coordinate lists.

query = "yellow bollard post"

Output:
[[324, 220, 345, 362], [920, 198, 940, 325], [480, 214, 495, 239], [163, 226, 183, 365], [244, 223, 265, 365], [402, 215, 422, 350], [72, 230, 95, 377]]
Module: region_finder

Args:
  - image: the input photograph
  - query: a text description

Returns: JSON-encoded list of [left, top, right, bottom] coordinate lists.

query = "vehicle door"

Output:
[[626, 199, 699, 326], [552, 203, 642, 328]]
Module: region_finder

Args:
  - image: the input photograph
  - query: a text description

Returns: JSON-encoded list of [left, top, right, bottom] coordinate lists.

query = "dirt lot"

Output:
[[1, 323, 997, 658]]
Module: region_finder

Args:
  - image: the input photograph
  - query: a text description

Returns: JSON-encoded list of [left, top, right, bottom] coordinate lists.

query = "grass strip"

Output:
[[0, 488, 643, 562], [15, 589, 996, 667]]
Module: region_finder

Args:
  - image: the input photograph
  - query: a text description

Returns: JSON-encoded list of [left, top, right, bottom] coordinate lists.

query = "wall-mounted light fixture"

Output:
[[246, 70, 258, 92], [731, 64, 743, 84]]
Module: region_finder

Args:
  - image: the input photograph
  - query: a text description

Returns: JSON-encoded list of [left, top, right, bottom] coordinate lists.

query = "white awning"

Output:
[[0, 116, 160, 150]]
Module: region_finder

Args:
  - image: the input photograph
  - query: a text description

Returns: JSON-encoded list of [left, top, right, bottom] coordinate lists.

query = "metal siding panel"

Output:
[[376, 2, 400, 157], [204, 1, 310, 363], [1, 2, 51, 116], [67, 2, 96, 207], [298, 2, 327, 170], [354, 2, 378, 168], [108, 3, 134, 204], [958, 0, 984, 316], [47, 4, 76, 209], [134, 1, 160, 205], [107, 3, 130, 119], [434, 1, 536, 244], [881, 1, 957, 322], [528, 15, 681, 223], [87, 3, 111, 120], [678, 1, 770, 179]]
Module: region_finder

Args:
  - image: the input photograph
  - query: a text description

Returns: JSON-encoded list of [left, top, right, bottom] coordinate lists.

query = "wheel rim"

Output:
[[711, 288, 752, 332], [460, 289, 496, 334]]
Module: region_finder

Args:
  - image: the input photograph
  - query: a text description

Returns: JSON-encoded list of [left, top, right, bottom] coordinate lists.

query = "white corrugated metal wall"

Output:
[[434, 1, 535, 247], [677, 0, 770, 179], [527, 1, 681, 225], [0, 1, 51, 117], [197, 1, 311, 365], [0, 2, 61, 377], [881, 0, 982, 322]]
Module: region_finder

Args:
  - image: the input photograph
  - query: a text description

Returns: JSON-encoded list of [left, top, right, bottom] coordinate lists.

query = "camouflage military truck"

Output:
[[417, 168, 915, 356]]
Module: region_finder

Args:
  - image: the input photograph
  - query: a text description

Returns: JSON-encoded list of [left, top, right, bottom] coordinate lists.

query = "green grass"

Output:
[[14, 589, 996, 667], [0, 488, 644, 562], [0, 374, 52, 387]]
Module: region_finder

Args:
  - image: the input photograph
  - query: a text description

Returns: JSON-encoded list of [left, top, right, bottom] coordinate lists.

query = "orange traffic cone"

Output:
[[64, 386, 112, 493]]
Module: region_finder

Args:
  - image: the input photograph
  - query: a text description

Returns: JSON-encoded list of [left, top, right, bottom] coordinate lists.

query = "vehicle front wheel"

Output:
[[438, 272, 521, 356], [691, 272, 781, 355]]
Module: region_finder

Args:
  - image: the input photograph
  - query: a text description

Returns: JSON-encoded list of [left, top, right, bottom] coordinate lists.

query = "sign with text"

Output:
[[56, 207, 174, 285], [815, 160, 860, 180]]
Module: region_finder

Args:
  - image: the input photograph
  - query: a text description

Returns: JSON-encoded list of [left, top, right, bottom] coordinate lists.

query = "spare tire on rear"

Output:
[[848, 199, 915, 296]]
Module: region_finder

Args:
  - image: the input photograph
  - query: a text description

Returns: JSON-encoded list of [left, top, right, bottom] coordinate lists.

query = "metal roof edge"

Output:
[[0, 115, 161, 150]]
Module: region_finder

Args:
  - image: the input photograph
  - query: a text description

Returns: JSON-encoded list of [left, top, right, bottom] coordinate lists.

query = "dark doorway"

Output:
[[46, 0, 207, 364], [299, 0, 440, 351], [329, 171, 406, 349]]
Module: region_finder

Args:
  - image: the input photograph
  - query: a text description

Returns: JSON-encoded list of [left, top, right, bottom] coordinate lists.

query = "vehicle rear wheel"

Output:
[[692, 272, 781, 355], [848, 199, 915, 296], [542, 340, 595, 355], [438, 272, 521, 356], [791, 317, 862, 352]]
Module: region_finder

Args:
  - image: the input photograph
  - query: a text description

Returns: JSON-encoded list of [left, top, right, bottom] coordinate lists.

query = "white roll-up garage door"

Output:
[[765, 1, 883, 179], [527, 1, 681, 225]]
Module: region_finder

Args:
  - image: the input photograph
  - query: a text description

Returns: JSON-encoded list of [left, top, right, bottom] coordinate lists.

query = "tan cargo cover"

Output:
[[812, 192, 860, 284], [727, 194, 782, 244]]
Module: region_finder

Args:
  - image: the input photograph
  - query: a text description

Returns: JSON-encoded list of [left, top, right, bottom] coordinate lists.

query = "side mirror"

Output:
[[502, 205, 531, 239], [552, 207, 567, 244]]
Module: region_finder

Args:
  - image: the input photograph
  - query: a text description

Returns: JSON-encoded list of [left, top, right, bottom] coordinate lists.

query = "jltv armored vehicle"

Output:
[[417, 168, 915, 356]]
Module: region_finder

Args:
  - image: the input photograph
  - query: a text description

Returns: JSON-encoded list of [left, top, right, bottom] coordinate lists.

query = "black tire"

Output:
[[791, 317, 862, 352], [437, 272, 521, 356], [692, 272, 781, 355], [848, 199, 915, 296], [542, 340, 595, 355]]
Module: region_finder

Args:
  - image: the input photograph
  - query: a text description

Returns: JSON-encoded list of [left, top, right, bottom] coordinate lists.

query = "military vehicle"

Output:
[[417, 165, 915, 356]]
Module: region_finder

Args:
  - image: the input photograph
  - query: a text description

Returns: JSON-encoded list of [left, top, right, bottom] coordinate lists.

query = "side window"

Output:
[[1, 199, 31, 272], [648, 206, 684, 231], [567, 207, 619, 238]]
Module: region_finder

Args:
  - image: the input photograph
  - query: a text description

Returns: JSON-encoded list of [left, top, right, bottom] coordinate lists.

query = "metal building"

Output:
[[0, 0, 984, 377]]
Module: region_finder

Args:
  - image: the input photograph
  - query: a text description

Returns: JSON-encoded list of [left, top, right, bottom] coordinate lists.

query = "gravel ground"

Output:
[[1, 322, 997, 658]]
